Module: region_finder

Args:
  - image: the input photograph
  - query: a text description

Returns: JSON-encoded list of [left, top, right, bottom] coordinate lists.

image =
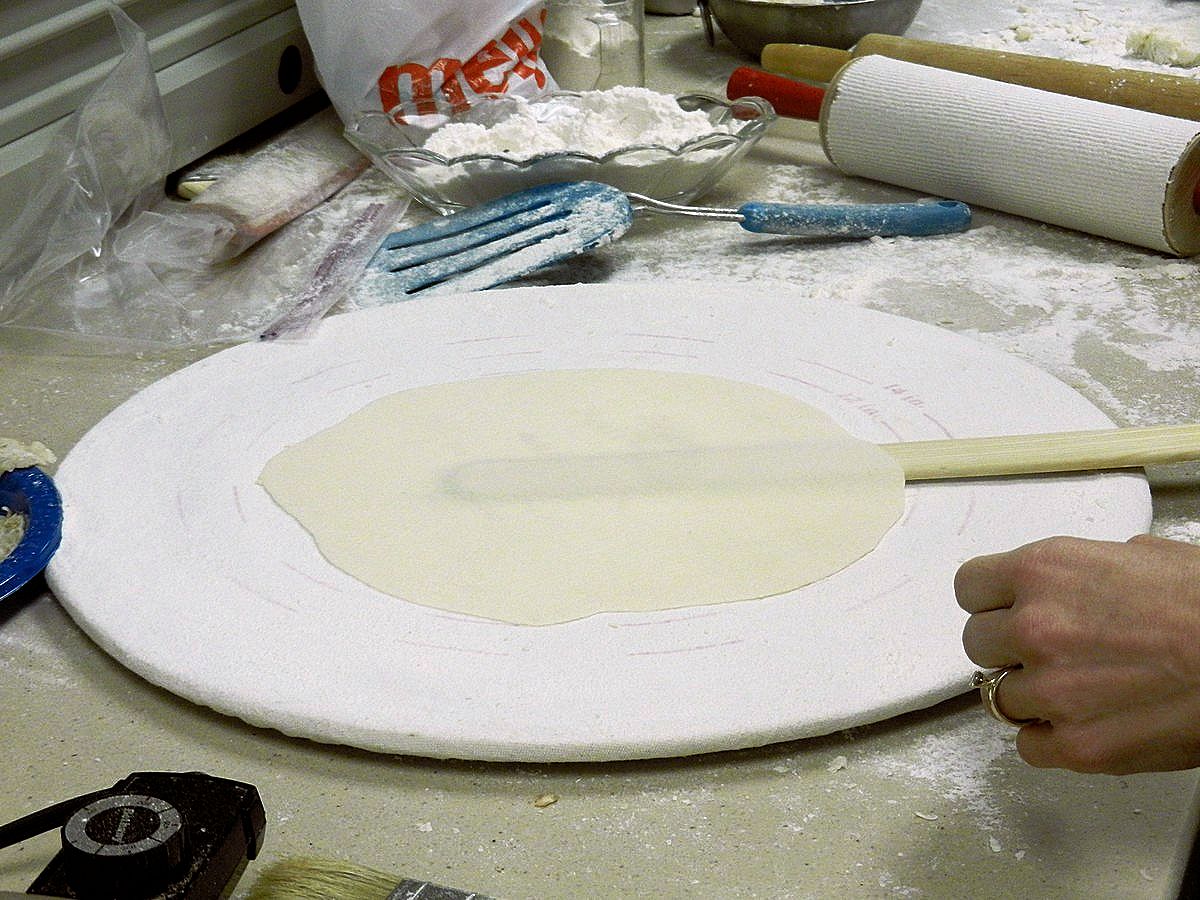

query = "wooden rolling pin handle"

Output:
[[761, 42, 850, 82], [881, 423, 1200, 481]]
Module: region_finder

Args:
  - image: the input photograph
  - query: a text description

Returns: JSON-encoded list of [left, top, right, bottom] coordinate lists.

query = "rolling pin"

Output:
[[816, 54, 1200, 255], [726, 63, 1200, 225], [761, 34, 1200, 122]]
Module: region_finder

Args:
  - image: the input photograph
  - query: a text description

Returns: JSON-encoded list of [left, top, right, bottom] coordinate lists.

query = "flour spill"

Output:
[[861, 716, 1015, 830]]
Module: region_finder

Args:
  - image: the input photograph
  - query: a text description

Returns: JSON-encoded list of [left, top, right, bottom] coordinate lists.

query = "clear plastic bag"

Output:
[[0, 4, 409, 351], [0, 4, 170, 340]]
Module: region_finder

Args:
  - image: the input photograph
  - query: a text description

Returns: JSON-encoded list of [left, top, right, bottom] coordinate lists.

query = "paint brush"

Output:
[[245, 857, 495, 900]]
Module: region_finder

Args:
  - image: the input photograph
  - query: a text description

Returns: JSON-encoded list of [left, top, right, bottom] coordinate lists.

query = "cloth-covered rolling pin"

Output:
[[726, 65, 1200, 219], [760, 34, 1200, 122], [728, 59, 1200, 254], [813, 56, 1200, 256]]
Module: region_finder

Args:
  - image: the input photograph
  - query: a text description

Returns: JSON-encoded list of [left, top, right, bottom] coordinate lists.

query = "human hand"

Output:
[[955, 534, 1200, 774]]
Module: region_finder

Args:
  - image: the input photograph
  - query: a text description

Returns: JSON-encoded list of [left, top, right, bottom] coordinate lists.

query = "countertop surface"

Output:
[[3, 2, 1200, 898]]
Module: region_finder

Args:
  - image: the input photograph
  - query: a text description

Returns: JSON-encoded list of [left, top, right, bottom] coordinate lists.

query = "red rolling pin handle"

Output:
[[726, 67, 825, 121]]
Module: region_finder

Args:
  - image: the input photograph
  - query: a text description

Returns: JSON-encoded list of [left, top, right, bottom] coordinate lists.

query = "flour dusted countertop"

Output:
[[2, 2, 1199, 898]]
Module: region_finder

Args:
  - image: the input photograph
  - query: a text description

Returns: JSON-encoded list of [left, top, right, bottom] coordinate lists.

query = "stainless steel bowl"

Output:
[[700, 0, 923, 57]]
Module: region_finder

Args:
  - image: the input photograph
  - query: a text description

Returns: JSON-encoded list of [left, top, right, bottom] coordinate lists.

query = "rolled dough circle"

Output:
[[258, 369, 906, 625]]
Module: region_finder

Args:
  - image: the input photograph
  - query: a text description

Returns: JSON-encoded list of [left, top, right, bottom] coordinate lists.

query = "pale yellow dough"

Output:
[[1126, 24, 1200, 67], [1, 438, 55, 562], [258, 370, 905, 625]]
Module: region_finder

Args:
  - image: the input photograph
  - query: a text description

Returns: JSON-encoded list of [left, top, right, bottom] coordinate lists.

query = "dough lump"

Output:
[[1126, 24, 1200, 67], [258, 370, 905, 625]]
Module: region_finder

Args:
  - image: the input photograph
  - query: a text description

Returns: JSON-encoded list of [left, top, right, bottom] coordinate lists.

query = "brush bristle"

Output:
[[246, 856, 401, 900]]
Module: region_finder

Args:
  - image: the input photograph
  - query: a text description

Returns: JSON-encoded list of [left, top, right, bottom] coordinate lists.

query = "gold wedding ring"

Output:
[[971, 665, 1039, 727]]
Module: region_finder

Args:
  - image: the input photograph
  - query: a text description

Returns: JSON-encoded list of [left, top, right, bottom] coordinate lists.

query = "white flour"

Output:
[[422, 86, 734, 159], [863, 716, 1014, 829]]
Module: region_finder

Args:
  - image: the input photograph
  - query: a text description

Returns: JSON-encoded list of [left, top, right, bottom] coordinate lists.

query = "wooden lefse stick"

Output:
[[444, 425, 1200, 499], [880, 423, 1200, 481]]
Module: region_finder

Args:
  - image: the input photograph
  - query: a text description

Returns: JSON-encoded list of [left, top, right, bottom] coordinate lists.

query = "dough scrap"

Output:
[[0, 438, 55, 561], [0, 438, 56, 474], [258, 370, 905, 625], [1126, 24, 1200, 67], [0, 513, 25, 561]]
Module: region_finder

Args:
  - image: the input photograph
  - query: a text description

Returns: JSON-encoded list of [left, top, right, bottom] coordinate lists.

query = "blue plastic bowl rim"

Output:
[[0, 466, 64, 600]]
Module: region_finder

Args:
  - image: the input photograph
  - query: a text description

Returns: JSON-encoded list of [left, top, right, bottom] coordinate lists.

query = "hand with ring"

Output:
[[955, 534, 1200, 774]]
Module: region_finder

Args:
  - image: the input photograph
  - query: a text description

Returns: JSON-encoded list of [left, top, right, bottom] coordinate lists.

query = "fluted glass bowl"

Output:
[[346, 92, 776, 213]]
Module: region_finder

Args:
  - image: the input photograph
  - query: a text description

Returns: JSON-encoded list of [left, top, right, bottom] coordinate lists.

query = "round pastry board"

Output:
[[47, 282, 1149, 762]]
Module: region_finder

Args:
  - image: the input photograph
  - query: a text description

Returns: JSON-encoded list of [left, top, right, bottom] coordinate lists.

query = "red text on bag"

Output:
[[378, 12, 548, 122]]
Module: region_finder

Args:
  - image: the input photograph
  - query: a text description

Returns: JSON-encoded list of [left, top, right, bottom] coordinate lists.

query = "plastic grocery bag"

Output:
[[295, 0, 556, 125]]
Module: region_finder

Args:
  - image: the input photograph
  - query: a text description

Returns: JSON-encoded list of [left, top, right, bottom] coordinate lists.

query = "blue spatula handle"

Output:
[[738, 199, 971, 238]]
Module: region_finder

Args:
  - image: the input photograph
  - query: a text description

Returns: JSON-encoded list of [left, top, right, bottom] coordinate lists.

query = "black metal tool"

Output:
[[0, 771, 265, 899]]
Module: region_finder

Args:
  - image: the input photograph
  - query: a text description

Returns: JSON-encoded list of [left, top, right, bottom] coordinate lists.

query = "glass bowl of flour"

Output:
[[346, 86, 776, 213]]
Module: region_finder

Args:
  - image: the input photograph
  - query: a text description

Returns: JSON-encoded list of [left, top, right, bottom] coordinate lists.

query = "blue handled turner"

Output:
[[364, 181, 971, 298]]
